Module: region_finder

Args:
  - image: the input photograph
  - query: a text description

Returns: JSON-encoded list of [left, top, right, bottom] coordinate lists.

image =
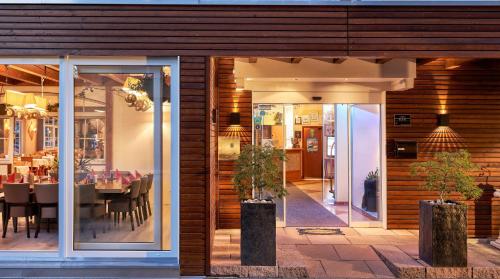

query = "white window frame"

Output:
[[0, 56, 180, 263], [61, 56, 180, 259], [13, 119, 22, 156]]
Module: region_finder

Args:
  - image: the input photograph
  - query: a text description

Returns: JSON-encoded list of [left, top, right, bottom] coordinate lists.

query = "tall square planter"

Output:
[[240, 201, 276, 266], [419, 200, 468, 267]]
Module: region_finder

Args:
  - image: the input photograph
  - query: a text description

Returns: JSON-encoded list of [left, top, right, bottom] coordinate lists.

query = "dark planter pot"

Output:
[[240, 201, 276, 266], [362, 179, 377, 212], [419, 200, 467, 267]]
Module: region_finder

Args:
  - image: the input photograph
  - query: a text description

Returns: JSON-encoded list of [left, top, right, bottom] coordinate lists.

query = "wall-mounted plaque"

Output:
[[218, 136, 240, 161], [394, 114, 411, 127]]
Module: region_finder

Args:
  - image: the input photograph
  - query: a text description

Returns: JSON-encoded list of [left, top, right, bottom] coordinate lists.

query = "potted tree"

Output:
[[362, 169, 378, 212], [233, 144, 286, 266], [410, 149, 483, 267]]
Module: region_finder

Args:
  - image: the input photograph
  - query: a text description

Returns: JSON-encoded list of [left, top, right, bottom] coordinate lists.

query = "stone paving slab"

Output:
[[372, 244, 426, 279]]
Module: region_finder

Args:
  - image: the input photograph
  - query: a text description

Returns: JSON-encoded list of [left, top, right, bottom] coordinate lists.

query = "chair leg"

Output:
[[113, 212, 117, 226], [129, 209, 135, 231], [25, 207, 30, 238], [146, 198, 152, 216], [2, 206, 9, 238], [35, 212, 41, 238], [134, 209, 140, 227], [13, 217, 18, 233]]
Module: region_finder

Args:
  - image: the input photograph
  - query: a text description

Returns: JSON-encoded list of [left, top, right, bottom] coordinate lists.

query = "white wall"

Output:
[[350, 105, 380, 211], [335, 104, 349, 203]]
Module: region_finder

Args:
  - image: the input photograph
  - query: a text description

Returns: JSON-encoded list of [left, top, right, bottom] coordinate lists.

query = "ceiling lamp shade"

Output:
[[5, 90, 26, 107], [4, 90, 48, 119]]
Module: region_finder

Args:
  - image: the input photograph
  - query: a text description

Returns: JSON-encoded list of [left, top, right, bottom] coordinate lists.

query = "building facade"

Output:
[[0, 1, 498, 276]]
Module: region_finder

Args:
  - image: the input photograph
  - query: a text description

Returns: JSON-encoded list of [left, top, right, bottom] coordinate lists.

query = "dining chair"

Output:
[[34, 183, 58, 238], [2, 183, 35, 238], [76, 183, 106, 239], [108, 180, 141, 231], [138, 176, 149, 223]]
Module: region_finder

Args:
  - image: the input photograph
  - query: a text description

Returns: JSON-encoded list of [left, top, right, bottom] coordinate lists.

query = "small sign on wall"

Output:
[[394, 114, 411, 127]]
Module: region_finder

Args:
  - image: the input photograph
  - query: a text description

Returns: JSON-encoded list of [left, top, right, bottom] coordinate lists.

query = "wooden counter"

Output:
[[285, 148, 302, 181]]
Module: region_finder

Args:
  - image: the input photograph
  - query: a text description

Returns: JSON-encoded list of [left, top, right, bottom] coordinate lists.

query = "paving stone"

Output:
[[372, 245, 425, 279], [211, 264, 248, 277], [425, 267, 472, 278], [295, 244, 340, 261], [277, 228, 310, 245], [247, 266, 278, 278], [347, 235, 392, 245], [335, 244, 380, 261], [365, 260, 396, 278], [303, 260, 328, 278], [355, 228, 396, 236], [278, 266, 308, 278], [397, 244, 419, 259], [306, 234, 351, 244], [472, 266, 500, 278], [322, 260, 376, 278], [391, 230, 415, 236]]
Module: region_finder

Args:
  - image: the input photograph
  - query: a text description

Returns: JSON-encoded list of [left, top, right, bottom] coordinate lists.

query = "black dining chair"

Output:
[[34, 183, 58, 238], [145, 174, 153, 216], [137, 176, 149, 223], [2, 183, 35, 238], [76, 183, 106, 239], [108, 180, 141, 231]]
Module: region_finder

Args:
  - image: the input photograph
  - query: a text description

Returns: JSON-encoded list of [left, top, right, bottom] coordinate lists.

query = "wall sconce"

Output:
[[230, 112, 241, 126], [437, 113, 449, 127]]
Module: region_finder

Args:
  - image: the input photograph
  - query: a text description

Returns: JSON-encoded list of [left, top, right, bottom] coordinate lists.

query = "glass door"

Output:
[[72, 65, 171, 250], [252, 104, 286, 226], [349, 104, 382, 227]]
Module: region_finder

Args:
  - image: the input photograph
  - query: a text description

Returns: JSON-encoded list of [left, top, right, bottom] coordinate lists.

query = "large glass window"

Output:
[[0, 63, 59, 251], [73, 65, 171, 251]]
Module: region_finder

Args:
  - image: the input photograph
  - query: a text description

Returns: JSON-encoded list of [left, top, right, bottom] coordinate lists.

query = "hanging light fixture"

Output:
[[122, 76, 153, 112], [4, 76, 48, 119]]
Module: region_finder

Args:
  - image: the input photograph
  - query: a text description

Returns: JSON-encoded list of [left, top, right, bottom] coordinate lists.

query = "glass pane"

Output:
[[0, 64, 59, 251], [252, 104, 285, 226], [73, 66, 171, 250], [350, 104, 381, 223], [322, 104, 335, 205]]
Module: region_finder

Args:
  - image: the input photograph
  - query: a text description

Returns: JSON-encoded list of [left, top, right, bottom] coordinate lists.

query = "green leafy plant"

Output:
[[410, 149, 483, 203], [366, 169, 379, 181], [233, 144, 287, 201]]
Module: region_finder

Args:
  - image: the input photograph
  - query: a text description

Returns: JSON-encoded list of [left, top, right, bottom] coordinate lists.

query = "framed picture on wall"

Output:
[[295, 116, 302, 124], [310, 112, 319, 122], [302, 115, 310, 124], [294, 131, 301, 139]]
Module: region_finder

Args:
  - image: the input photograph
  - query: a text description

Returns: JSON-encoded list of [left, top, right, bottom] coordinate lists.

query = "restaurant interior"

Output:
[[0, 64, 171, 251]]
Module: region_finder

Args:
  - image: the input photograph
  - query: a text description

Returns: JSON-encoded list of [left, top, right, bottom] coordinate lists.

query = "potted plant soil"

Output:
[[411, 150, 483, 267], [233, 144, 286, 266]]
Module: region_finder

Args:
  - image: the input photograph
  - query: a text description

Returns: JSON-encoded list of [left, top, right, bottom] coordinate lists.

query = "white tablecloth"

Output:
[[32, 158, 50, 167], [14, 165, 30, 175]]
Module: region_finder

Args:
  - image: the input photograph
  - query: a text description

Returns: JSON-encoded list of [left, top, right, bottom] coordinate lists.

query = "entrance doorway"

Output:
[[252, 103, 383, 228]]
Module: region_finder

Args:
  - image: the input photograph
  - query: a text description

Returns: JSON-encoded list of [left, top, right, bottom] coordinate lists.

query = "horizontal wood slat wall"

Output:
[[180, 56, 208, 275], [217, 58, 252, 229], [386, 59, 500, 237], [349, 6, 500, 58], [0, 5, 347, 57]]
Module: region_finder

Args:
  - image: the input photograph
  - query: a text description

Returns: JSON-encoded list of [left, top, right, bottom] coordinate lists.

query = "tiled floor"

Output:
[[212, 227, 500, 278]]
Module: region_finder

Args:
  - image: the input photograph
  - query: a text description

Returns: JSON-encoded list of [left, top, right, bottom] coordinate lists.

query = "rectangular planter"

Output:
[[240, 202, 276, 266], [419, 200, 468, 267]]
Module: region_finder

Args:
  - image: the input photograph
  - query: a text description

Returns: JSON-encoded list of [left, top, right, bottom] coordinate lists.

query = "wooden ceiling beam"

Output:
[[0, 65, 40, 85], [310, 57, 347, 64], [8, 65, 59, 82], [248, 57, 257, 63], [445, 58, 474, 69], [45, 65, 59, 72], [375, 58, 392, 64], [290, 57, 302, 64]]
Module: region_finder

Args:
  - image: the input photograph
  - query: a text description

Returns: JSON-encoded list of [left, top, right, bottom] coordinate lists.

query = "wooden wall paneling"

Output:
[[386, 58, 500, 237], [216, 58, 252, 229], [180, 56, 208, 275], [206, 57, 217, 272], [0, 5, 347, 57], [348, 6, 500, 58]]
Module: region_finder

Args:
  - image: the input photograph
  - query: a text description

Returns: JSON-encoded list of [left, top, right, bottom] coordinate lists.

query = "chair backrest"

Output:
[[139, 176, 148, 194], [146, 174, 153, 192], [77, 183, 96, 204], [129, 180, 141, 199], [3, 183, 30, 204], [34, 183, 58, 204]]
